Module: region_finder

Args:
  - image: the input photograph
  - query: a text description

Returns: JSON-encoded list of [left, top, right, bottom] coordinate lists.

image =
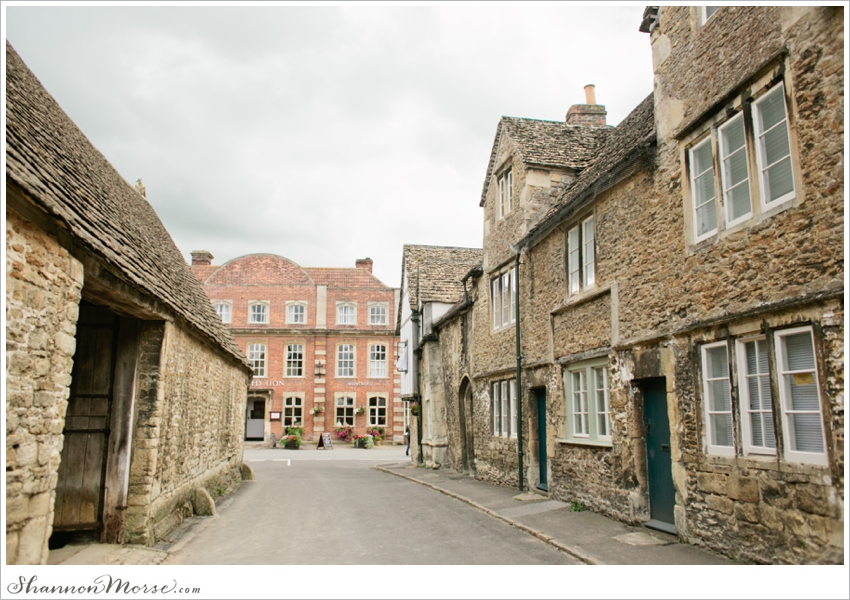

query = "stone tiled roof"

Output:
[[304, 267, 391, 289], [5, 43, 248, 368], [480, 117, 612, 206], [521, 93, 656, 247], [401, 245, 483, 310]]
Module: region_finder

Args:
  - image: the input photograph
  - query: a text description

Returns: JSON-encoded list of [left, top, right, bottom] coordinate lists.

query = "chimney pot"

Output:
[[584, 84, 596, 105], [566, 85, 607, 126], [355, 257, 373, 273], [191, 250, 214, 266]]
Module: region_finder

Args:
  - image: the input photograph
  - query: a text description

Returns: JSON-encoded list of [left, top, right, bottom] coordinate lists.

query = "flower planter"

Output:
[[283, 440, 300, 450]]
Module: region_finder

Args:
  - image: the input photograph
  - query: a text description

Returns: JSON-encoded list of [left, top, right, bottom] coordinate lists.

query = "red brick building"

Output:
[[191, 252, 402, 444]]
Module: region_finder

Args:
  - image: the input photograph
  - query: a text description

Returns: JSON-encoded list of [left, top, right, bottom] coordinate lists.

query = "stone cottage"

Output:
[[397, 244, 482, 468], [6, 42, 253, 564], [409, 6, 843, 564]]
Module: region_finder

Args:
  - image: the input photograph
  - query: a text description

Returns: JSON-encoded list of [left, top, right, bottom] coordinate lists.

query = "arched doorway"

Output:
[[458, 377, 475, 472]]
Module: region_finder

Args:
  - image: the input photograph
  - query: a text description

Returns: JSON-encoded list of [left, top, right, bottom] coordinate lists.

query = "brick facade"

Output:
[[193, 253, 403, 444]]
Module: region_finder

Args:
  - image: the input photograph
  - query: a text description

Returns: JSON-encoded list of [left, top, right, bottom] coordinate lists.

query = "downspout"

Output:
[[515, 251, 524, 492], [412, 310, 424, 465]]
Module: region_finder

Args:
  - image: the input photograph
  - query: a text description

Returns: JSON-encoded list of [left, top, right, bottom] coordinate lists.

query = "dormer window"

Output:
[[498, 169, 513, 219]]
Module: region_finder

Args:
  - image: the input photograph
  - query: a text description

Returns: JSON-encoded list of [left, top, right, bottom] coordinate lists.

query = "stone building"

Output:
[[409, 6, 843, 564], [397, 245, 482, 467], [191, 252, 403, 444], [6, 43, 253, 564]]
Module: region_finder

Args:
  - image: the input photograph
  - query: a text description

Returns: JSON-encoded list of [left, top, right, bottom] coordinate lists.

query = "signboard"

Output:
[[270, 412, 281, 421], [317, 432, 333, 450]]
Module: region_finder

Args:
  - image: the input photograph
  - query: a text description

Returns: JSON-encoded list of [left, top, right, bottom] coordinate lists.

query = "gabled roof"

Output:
[[400, 245, 483, 310], [480, 117, 612, 206], [521, 93, 656, 248], [5, 42, 247, 368], [304, 267, 391, 289]]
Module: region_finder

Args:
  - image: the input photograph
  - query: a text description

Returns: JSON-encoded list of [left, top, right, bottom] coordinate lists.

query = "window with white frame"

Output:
[[686, 81, 796, 243], [285, 344, 304, 377], [699, 326, 827, 465], [214, 302, 232, 324], [247, 343, 266, 378], [248, 302, 269, 324], [563, 359, 611, 445], [335, 396, 354, 427], [337, 343, 355, 377], [491, 267, 516, 330], [491, 379, 517, 437], [369, 396, 387, 426], [283, 396, 302, 427], [287, 302, 306, 324], [498, 169, 513, 219], [337, 302, 356, 325], [701, 6, 720, 24], [567, 216, 596, 295], [369, 344, 387, 378], [369, 304, 388, 325]]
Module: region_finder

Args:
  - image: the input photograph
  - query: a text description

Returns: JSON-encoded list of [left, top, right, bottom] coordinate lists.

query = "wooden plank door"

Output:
[[53, 305, 116, 532]]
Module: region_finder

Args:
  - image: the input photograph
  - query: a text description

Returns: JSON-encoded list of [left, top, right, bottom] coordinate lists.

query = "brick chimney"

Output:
[[191, 250, 214, 266], [355, 257, 373, 273], [566, 84, 607, 126]]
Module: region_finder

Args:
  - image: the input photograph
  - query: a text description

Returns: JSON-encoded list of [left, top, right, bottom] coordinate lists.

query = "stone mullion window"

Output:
[[754, 83, 795, 207], [567, 217, 596, 295], [491, 267, 516, 331], [491, 378, 516, 437], [700, 341, 735, 455], [563, 358, 611, 446], [718, 113, 752, 226], [498, 169, 513, 219], [689, 137, 718, 241]]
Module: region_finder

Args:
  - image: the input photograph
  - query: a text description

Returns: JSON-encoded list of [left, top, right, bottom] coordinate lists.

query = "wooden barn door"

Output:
[[53, 305, 117, 533]]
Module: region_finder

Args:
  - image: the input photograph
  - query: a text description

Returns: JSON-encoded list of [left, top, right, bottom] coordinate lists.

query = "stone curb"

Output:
[[374, 465, 600, 565]]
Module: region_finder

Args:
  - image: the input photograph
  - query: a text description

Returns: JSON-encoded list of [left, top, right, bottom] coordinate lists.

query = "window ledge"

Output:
[[552, 284, 611, 315], [556, 437, 613, 449]]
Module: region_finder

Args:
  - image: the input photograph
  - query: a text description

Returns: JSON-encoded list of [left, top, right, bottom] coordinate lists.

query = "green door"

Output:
[[643, 378, 676, 533], [536, 390, 548, 491]]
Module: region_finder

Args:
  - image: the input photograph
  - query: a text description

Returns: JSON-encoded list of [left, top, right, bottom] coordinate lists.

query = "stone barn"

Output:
[[5, 42, 253, 565]]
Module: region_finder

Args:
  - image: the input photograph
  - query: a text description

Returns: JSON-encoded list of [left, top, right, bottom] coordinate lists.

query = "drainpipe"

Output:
[[412, 310, 424, 465], [515, 251, 524, 492]]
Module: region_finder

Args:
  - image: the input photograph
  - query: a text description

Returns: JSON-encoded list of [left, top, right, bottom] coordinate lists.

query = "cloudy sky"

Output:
[[5, 3, 654, 288]]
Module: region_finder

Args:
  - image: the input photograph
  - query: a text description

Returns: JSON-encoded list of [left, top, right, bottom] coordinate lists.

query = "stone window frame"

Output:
[[368, 342, 388, 378], [561, 358, 612, 447], [336, 342, 356, 378], [490, 266, 516, 332], [681, 72, 802, 249], [697, 326, 828, 466], [497, 168, 513, 220], [336, 301, 357, 326], [700, 6, 720, 26], [283, 394, 304, 428], [566, 213, 596, 296], [335, 393, 355, 427], [285, 342, 305, 378], [491, 378, 517, 438], [247, 342, 267, 379], [368, 394, 388, 427], [368, 302, 389, 326], [248, 301, 270, 325], [286, 301, 307, 325], [213, 300, 232, 324]]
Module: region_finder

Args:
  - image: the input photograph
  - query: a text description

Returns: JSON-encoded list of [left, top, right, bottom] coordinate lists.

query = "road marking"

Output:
[[247, 460, 266, 462], [273, 459, 291, 466]]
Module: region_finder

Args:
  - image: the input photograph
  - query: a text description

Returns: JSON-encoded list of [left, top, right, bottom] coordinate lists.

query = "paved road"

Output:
[[163, 446, 577, 565]]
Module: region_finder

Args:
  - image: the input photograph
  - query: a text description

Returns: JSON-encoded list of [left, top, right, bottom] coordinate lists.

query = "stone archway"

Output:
[[458, 377, 475, 472]]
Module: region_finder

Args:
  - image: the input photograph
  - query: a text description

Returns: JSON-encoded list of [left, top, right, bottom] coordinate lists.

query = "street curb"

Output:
[[374, 465, 600, 565]]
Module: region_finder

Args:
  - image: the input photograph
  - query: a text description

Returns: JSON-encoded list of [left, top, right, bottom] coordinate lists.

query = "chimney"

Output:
[[191, 250, 214, 266], [355, 257, 373, 273], [566, 84, 607, 126]]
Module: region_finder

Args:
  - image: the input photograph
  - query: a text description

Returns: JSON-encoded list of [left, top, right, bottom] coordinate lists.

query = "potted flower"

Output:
[[353, 434, 374, 449], [335, 425, 354, 442], [355, 406, 366, 416], [367, 428, 384, 445], [310, 405, 324, 416], [280, 426, 303, 449]]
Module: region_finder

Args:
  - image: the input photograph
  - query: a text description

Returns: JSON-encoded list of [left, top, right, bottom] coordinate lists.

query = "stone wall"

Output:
[[123, 321, 248, 545], [6, 211, 84, 565]]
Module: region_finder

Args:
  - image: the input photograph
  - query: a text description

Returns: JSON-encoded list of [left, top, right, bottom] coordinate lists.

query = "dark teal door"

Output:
[[643, 378, 676, 532], [536, 390, 548, 491]]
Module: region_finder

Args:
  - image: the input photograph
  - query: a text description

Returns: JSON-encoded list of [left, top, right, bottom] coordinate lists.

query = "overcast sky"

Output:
[[5, 3, 654, 288]]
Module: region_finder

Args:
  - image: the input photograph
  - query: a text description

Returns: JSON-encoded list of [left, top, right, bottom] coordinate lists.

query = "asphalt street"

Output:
[[162, 446, 577, 565]]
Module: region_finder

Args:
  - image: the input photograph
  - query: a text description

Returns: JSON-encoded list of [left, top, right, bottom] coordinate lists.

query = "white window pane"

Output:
[[502, 273, 510, 326], [764, 158, 795, 202], [711, 413, 734, 446], [492, 278, 500, 328], [705, 345, 728, 378], [583, 217, 595, 288], [757, 90, 787, 132], [762, 124, 791, 167], [695, 195, 717, 237], [692, 140, 713, 173], [782, 332, 816, 371], [788, 414, 824, 453], [568, 227, 580, 293]]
